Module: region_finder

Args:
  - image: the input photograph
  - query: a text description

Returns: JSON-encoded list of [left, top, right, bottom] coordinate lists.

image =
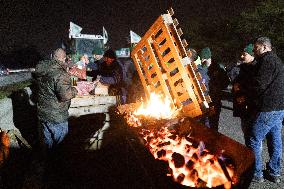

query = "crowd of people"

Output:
[[230, 37, 284, 183], [29, 36, 283, 186], [188, 37, 284, 184]]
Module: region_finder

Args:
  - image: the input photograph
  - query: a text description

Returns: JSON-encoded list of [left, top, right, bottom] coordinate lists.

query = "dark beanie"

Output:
[[104, 49, 117, 59], [92, 48, 104, 55], [200, 47, 211, 60]]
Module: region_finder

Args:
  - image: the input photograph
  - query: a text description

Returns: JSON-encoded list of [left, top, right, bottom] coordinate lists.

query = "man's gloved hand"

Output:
[[236, 96, 245, 104], [233, 83, 240, 92], [94, 75, 101, 84], [73, 86, 86, 96], [208, 102, 217, 116]]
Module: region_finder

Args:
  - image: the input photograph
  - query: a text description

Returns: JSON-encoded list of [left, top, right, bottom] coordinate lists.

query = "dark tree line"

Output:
[[181, 0, 284, 64]]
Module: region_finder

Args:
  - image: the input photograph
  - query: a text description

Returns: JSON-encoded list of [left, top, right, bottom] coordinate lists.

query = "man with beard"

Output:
[[248, 37, 284, 183]]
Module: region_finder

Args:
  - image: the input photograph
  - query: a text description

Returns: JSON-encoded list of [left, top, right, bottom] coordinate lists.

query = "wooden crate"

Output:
[[69, 84, 117, 117], [131, 8, 210, 117], [69, 95, 117, 117]]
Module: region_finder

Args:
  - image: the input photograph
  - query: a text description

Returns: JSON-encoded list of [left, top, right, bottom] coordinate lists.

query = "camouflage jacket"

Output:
[[33, 59, 77, 123]]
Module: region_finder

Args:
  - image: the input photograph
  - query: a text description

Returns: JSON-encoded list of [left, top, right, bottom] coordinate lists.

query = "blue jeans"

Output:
[[249, 111, 284, 177], [40, 121, 68, 149]]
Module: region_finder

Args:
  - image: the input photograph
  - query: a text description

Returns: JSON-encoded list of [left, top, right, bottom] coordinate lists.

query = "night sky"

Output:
[[0, 0, 254, 57]]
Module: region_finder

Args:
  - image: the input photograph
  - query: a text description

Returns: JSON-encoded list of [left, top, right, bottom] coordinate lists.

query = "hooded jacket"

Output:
[[33, 59, 77, 123]]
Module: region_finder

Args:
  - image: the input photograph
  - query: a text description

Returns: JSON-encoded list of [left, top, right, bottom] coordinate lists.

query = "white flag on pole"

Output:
[[69, 22, 82, 38], [130, 30, 141, 44], [103, 27, 108, 44]]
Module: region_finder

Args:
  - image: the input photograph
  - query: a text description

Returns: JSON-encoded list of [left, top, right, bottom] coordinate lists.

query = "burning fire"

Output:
[[134, 93, 178, 119], [122, 92, 235, 188]]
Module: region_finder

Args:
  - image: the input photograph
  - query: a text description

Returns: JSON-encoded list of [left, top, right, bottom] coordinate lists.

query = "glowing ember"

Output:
[[120, 93, 235, 188], [134, 93, 178, 119], [141, 127, 234, 188]]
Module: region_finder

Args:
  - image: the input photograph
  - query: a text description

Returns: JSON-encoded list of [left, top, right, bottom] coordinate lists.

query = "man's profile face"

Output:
[[94, 54, 103, 60], [253, 43, 265, 57], [59, 52, 66, 63], [104, 57, 114, 65]]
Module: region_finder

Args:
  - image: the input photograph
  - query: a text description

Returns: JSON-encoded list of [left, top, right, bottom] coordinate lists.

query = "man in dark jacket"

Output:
[[34, 48, 78, 149], [95, 49, 126, 104], [200, 47, 229, 131], [232, 43, 256, 146], [248, 37, 284, 183]]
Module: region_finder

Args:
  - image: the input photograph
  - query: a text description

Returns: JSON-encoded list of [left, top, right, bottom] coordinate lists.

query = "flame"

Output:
[[0, 131, 9, 166], [134, 93, 178, 119]]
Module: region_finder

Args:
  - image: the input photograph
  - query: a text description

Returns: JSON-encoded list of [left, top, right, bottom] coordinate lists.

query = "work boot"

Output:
[[264, 168, 281, 183], [251, 176, 264, 183], [267, 175, 281, 183]]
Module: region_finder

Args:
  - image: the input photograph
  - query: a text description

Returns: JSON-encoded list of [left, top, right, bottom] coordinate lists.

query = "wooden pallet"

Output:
[[69, 84, 117, 117], [131, 8, 210, 117]]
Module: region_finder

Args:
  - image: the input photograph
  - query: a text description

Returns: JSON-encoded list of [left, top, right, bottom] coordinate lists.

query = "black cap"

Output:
[[104, 49, 117, 59]]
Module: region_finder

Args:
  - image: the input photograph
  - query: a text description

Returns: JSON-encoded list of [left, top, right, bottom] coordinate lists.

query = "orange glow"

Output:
[[134, 93, 178, 119], [123, 93, 235, 188], [0, 131, 10, 166], [141, 127, 234, 188]]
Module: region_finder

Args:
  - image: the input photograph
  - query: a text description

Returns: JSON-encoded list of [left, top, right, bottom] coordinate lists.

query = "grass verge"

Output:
[[0, 80, 31, 99]]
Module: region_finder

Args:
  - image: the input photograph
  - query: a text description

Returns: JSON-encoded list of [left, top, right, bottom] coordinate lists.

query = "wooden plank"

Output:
[[154, 31, 166, 44], [162, 51, 174, 64], [183, 103, 196, 111], [70, 96, 117, 108], [131, 53, 150, 98], [151, 40, 170, 73], [179, 92, 190, 102], [167, 25, 187, 58], [173, 18, 179, 27], [175, 83, 186, 93], [191, 62, 198, 70], [94, 82, 109, 95], [162, 25, 202, 116], [205, 95, 212, 103], [195, 72, 202, 81], [184, 59, 207, 103], [159, 42, 170, 54], [177, 28, 183, 37], [151, 76, 159, 84], [200, 83, 207, 93], [131, 16, 164, 54], [69, 104, 115, 117], [145, 40, 175, 105], [170, 73, 182, 84], [137, 50, 155, 86], [182, 39, 188, 48]]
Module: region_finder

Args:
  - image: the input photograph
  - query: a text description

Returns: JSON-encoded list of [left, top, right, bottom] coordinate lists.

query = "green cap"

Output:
[[200, 47, 211, 60], [92, 48, 104, 55], [244, 43, 254, 56]]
